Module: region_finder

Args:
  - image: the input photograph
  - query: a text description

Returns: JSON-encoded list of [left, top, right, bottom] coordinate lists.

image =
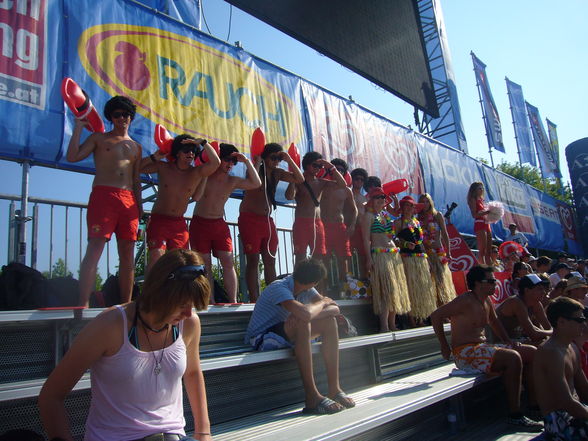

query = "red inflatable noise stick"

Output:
[[498, 241, 524, 260], [250, 127, 266, 159], [61, 77, 105, 133], [382, 178, 409, 195], [194, 140, 220, 166], [154, 124, 174, 160], [317, 167, 352, 186], [287, 143, 301, 172]]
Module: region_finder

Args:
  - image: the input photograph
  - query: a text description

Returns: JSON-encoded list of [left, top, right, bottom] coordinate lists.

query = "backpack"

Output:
[[0, 263, 46, 310]]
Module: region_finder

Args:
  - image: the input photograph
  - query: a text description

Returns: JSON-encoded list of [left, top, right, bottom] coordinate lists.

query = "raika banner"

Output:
[[526, 102, 561, 179], [505, 78, 535, 166], [471, 53, 504, 153]]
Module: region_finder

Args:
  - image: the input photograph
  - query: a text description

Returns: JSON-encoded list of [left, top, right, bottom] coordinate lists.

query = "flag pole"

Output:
[[472, 52, 495, 168]]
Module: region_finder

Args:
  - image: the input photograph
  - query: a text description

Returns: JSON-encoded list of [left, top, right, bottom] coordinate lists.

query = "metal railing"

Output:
[[1, 193, 295, 299]]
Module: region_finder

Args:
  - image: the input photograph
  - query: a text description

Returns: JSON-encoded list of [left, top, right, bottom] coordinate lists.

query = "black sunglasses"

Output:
[[481, 278, 497, 284], [168, 265, 206, 280], [111, 111, 131, 119], [222, 157, 238, 165], [563, 316, 587, 324], [373, 195, 386, 200], [179, 146, 197, 154], [311, 162, 323, 169]]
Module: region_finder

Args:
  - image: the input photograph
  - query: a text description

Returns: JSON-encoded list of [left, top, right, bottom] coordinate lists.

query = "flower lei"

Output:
[[398, 216, 427, 258], [419, 213, 449, 264], [376, 210, 395, 239]]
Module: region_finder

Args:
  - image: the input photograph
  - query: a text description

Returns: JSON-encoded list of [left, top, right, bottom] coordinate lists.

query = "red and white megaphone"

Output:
[[61, 78, 105, 133]]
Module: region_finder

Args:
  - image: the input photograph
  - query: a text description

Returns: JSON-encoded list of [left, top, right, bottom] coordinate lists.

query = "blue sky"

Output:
[[1, 0, 586, 275]]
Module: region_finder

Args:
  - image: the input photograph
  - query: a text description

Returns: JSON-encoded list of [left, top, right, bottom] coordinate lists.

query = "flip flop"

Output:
[[332, 391, 356, 408], [301, 397, 343, 415]]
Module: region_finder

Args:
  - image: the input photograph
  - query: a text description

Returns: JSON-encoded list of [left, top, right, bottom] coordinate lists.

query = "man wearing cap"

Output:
[[505, 223, 529, 248], [431, 265, 542, 430], [140, 135, 221, 274], [563, 276, 588, 305], [550, 263, 572, 288], [494, 274, 552, 344], [189, 144, 261, 303], [534, 297, 588, 440]]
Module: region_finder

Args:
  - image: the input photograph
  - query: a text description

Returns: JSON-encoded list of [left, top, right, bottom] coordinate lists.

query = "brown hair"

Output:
[[139, 249, 210, 323], [546, 296, 584, 328], [467, 181, 484, 202], [418, 193, 438, 217]]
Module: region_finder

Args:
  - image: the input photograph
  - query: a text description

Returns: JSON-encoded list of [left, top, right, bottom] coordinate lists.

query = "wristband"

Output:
[[200, 139, 208, 146], [149, 153, 156, 163]]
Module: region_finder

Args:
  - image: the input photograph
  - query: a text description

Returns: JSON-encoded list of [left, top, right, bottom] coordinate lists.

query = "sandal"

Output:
[[302, 397, 343, 415], [332, 391, 355, 409]]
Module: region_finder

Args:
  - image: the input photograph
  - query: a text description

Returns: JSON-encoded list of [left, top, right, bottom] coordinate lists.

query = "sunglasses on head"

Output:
[[563, 316, 587, 324], [111, 111, 131, 119], [222, 156, 238, 165], [269, 154, 282, 161], [168, 265, 206, 280]]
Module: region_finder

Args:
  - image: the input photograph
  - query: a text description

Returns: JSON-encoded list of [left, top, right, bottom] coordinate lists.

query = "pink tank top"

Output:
[[84, 306, 187, 441]]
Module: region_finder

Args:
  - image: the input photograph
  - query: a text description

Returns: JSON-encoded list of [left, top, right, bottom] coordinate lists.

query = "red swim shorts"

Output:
[[474, 219, 491, 233], [146, 213, 189, 250], [324, 221, 351, 257], [238, 212, 278, 255], [87, 185, 139, 242], [189, 216, 233, 254], [292, 217, 326, 256], [349, 223, 367, 256]]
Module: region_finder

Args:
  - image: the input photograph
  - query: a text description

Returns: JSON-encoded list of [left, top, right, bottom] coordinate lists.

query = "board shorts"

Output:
[[238, 212, 278, 255], [250, 321, 293, 351], [324, 221, 351, 258], [146, 213, 189, 250], [544, 410, 588, 441], [292, 217, 326, 256], [350, 223, 366, 256], [87, 185, 139, 242], [474, 218, 491, 233], [452, 342, 509, 374], [189, 216, 233, 254]]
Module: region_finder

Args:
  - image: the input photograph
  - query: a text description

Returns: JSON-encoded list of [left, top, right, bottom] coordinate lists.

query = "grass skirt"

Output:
[[401, 255, 437, 320], [371, 251, 411, 315], [428, 253, 456, 305]]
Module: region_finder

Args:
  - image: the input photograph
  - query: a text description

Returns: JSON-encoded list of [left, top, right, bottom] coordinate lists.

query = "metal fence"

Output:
[[0, 193, 295, 299]]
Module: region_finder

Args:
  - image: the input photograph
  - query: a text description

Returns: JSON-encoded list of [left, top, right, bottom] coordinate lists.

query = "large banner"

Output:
[[526, 102, 561, 179], [526, 186, 566, 251], [471, 53, 504, 153], [546, 119, 561, 173], [505, 78, 535, 166]]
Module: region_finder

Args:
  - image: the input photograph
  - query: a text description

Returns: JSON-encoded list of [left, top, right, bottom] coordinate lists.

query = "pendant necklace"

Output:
[[143, 322, 169, 376]]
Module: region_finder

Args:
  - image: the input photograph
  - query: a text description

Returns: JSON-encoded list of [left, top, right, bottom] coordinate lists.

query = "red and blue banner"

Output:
[[526, 102, 561, 179]]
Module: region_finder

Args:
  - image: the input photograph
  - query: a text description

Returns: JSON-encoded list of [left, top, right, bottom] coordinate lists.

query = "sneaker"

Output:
[[507, 415, 544, 432]]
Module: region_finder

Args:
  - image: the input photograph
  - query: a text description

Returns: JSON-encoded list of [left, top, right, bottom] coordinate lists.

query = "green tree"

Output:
[[42, 258, 73, 279], [495, 161, 572, 205]]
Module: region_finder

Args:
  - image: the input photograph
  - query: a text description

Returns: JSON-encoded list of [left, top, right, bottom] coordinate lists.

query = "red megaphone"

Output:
[[316, 166, 352, 186], [154, 124, 174, 161], [382, 178, 409, 195], [61, 77, 105, 133], [251, 128, 265, 159], [195, 140, 220, 166], [287, 143, 300, 172]]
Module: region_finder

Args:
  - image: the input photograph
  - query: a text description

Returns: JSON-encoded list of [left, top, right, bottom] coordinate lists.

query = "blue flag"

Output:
[[526, 102, 561, 178], [472, 53, 504, 153], [505, 78, 535, 166]]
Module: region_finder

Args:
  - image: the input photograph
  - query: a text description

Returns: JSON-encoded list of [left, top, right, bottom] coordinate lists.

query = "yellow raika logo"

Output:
[[78, 24, 303, 150]]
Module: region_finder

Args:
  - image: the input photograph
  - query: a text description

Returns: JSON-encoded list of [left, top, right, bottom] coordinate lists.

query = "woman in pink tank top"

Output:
[[39, 249, 212, 441]]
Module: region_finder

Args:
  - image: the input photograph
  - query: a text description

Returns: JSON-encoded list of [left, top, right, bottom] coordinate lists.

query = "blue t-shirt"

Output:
[[244, 276, 319, 342]]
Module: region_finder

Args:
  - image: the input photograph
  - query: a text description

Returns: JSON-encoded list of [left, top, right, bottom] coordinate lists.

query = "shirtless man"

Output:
[[348, 168, 368, 278], [239, 143, 304, 302], [67, 96, 142, 307], [430, 265, 542, 430], [140, 134, 220, 274], [534, 297, 588, 440], [320, 159, 357, 291], [190, 143, 261, 303], [286, 152, 346, 267]]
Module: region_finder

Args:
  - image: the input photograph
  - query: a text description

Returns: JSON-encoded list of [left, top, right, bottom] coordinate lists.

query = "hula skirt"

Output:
[[371, 249, 411, 315], [428, 252, 456, 305], [401, 254, 437, 320]]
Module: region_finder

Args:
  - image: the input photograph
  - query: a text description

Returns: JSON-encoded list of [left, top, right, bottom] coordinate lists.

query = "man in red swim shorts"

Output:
[[140, 134, 220, 275], [190, 143, 261, 303], [431, 265, 542, 431], [239, 143, 304, 302], [320, 159, 357, 294], [67, 96, 143, 307], [285, 152, 347, 269]]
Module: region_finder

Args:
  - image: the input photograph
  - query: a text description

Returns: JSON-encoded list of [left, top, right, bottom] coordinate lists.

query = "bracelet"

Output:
[[194, 432, 211, 436], [149, 153, 156, 163]]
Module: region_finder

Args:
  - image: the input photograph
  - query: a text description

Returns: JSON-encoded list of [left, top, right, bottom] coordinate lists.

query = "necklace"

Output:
[[138, 312, 168, 333], [143, 323, 169, 376]]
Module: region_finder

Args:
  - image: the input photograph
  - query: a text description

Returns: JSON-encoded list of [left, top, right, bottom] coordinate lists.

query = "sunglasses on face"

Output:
[[335, 167, 345, 174], [168, 265, 206, 280], [481, 278, 498, 284], [179, 146, 197, 154], [564, 316, 587, 324], [353, 176, 365, 181], [269, 154, 282, 161], [222, 157, 238, 165], [311, 162, 323, 169], [111, 111, 131, 119], [373, 195, 386, 200]]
